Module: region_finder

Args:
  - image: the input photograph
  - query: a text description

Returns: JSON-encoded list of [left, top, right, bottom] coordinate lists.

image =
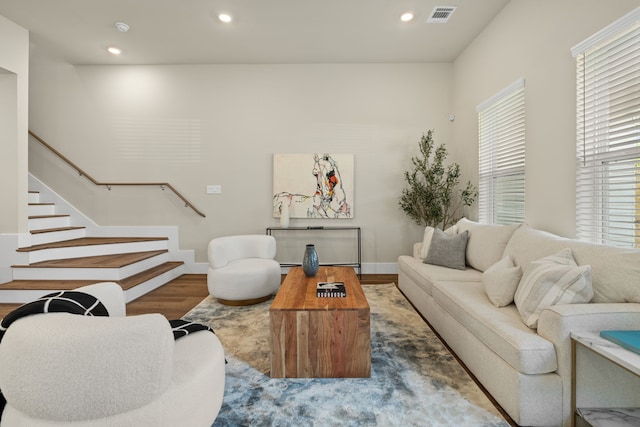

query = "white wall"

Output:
[[0, 71, 18, 232], [28, 58, 454, 267], [451, 0, 640, 238], [0, 14, 28, 234], [0, 14, 29, 284]]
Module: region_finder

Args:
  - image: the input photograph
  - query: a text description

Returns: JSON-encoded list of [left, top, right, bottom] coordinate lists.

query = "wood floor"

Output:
[[0, 273, 398, 320]]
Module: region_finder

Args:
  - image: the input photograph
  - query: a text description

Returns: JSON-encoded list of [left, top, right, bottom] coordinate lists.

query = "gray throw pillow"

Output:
[[424, 229, 469, 270]]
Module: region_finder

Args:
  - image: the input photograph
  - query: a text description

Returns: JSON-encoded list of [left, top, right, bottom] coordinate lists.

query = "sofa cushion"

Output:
[[456, 218, 521, 272], [431, 281, 557, 375], [424, 229, 469, 270], [482, 256, 522, 307], [416, 225, 460, 259], [503, 224, 639, 303], [514, 248, 593, 328], [397, 255, 481, 296], [418, 226, 435, 259]]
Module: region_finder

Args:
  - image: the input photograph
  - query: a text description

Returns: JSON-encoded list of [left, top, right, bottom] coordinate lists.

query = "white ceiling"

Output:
[[0, 0, 509, 65]]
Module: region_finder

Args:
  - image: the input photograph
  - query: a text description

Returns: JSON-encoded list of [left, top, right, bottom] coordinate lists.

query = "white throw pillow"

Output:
[[456, 218, 521, 272], [419, 226, 435, 259], [444, 224, 458, 236], [514, 248, 593, 329], [482, 256, 522, 307]]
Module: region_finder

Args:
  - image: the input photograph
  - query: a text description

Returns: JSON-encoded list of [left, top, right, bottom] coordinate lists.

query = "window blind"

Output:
[[477, 79, 526, 225], [573, 7, 640, 248]]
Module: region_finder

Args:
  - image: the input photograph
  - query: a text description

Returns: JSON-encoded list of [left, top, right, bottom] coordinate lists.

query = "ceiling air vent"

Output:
[[427, 6, 457, 23]]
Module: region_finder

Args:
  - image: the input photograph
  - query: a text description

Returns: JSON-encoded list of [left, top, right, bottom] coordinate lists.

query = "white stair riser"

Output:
[[28, 193, 40, 204], [0, 290, 62, 304], [25, 240, 169, 264], [28, 204, 56, 216], [30, 228, 87, 246], [13, 253, 169, 281], [28, 216, 71, 231], [124, 264, 185, 302]]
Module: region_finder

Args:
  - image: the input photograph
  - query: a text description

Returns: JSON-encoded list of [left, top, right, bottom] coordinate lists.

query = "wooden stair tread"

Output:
[[118, 262, 184, 290], [17, 237, 168, 252], [11, 250, 168, 269], [28, 214, 70, 219], [28, 203, 54, 206], [30, 226, 86, 234], [0, 262, 184, 291], [0, 280, 101, 290]]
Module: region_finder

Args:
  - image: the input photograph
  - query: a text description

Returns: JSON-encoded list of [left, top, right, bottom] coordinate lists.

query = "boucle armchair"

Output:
[[0, 282, 225, 427], [207, 235, 281, 305]]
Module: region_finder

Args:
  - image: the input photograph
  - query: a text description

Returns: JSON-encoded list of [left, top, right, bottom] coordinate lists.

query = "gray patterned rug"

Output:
[[183, 284, 509, 427]]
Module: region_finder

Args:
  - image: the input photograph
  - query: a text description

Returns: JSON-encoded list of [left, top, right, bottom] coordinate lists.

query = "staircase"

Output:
[[0, 190, 185, 303]]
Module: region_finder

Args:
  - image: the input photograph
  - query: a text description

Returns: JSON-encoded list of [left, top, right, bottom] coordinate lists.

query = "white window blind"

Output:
[[573, 7, 640, 248], [477, 79, 526, 225]]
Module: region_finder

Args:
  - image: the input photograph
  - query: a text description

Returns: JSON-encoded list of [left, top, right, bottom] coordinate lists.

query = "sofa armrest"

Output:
[[538, 302, 640, 348], [0, 313, 174, 422], [74, 281, 126, 316], [538, 302, 640, 374], [537, 303, 640, 425]]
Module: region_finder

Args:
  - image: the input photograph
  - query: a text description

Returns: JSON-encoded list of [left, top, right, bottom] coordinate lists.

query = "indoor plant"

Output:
[[399, 130, 477, 229]]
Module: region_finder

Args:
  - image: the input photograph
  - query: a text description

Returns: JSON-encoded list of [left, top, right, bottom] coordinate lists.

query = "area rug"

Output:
[[183, 284, 509, 427]]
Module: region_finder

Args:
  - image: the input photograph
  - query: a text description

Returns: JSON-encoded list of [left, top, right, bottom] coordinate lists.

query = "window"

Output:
[[476, 79, 526, 225], [573, 7, 640, 248]]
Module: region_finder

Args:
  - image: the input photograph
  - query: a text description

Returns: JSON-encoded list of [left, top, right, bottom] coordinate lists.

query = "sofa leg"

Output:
[[217, 295, 272, 306]]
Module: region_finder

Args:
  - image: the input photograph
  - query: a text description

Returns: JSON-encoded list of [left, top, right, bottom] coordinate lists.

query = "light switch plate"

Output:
[[206, 185, 222, 194]]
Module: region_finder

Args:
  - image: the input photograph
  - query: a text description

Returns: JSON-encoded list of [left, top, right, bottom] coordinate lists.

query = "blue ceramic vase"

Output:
[[302, 244, 319, 277]]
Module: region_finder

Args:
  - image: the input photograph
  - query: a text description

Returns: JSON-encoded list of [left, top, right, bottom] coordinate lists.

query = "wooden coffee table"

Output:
[[269, 266, 370, 378]]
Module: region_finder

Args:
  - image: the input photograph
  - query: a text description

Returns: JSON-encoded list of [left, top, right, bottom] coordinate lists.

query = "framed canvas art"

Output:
[[273, 153, 354, 219]]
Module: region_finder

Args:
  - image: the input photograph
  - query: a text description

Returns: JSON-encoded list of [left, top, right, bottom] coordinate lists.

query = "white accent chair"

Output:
[[0, 282, 225, 427], [207, 235, 281, 305]]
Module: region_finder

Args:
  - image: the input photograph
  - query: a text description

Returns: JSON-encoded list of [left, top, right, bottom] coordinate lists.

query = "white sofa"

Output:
[[398, 219, 640, 427], [0, 282, 226, 427]]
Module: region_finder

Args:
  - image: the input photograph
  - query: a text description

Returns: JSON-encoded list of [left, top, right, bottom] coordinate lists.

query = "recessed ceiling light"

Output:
[[400, 12, 414, 22], [218, 13, 232, 23], [115, 22, 129, 32], [107, 47, 122, 55]]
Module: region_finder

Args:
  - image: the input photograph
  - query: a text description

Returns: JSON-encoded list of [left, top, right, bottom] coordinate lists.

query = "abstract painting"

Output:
[[273, 153, 354, 219]]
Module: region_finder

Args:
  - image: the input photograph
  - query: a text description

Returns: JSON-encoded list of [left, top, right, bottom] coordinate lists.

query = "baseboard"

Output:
[[190, 262, 398, 275]]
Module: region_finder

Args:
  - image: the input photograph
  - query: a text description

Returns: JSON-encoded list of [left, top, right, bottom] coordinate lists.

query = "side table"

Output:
[[571, 331, 640, 427]]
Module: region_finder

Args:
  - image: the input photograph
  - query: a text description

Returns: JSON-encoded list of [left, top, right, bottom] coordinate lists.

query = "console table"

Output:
[[266, 226, 361, 277], [571, 331, 640, 427]]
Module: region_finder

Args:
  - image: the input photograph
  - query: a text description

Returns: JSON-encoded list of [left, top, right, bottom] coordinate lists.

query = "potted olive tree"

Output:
[[399, 130, 477, 229]]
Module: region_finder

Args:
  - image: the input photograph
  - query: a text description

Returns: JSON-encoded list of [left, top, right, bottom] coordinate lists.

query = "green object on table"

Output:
[[600, 330, 640, 355]]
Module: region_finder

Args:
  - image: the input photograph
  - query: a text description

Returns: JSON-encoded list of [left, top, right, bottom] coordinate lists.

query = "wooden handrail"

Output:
[[28, 130, 206, 218]]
